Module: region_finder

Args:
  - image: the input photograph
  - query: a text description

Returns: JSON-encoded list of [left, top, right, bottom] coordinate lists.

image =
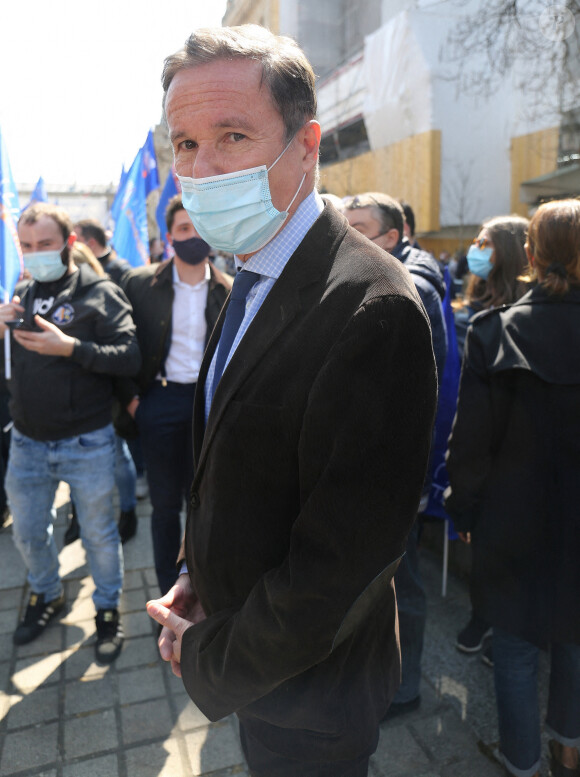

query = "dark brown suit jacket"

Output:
[[180, 203, 437, 762]]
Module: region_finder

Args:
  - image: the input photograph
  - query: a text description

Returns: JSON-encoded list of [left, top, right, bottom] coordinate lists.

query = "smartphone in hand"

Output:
[[5, 319, 42, 333]]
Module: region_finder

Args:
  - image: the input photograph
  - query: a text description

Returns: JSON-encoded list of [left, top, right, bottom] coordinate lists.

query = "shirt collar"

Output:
[[172, 260, 211, 287], [234, 190, 325, 279]]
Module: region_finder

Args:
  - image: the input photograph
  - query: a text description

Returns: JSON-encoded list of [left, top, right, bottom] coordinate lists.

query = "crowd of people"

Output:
[[0, 22, 578, 777]]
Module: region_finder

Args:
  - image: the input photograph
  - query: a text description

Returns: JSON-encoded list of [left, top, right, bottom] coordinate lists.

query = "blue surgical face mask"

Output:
[[467, 245, 493, 280], [23, 245, 68, 282], [177, 138, 306, 255]]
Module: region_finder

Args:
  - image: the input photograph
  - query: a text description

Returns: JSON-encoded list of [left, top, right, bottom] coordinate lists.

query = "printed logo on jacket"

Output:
[[51, 303, 75, 326]]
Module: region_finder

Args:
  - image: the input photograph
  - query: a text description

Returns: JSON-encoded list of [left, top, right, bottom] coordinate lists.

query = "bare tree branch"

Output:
[[440, 0, 580, 121]]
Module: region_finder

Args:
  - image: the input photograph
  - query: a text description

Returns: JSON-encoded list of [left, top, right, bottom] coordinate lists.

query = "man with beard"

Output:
[[1, 203, 139, 663]]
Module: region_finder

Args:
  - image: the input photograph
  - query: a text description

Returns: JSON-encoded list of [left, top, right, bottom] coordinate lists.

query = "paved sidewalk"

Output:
[[0, 487, 524, 776]]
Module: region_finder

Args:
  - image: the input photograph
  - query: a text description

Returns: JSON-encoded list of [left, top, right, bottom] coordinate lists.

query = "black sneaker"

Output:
[[13, 591, 65, 645], [118, 509, 137, 544], [481, 642, 494, 668], [382, 695, 421, 722], [95, 608, 124, 664], [456, 616, 492, 653]]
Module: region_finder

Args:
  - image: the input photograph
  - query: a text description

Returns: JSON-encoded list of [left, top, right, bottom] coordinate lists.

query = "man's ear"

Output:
[[67, 233, 77, 248], [387, 228, 401, 248], [297, 120, 321, 172], [166, 232, 173, 246]]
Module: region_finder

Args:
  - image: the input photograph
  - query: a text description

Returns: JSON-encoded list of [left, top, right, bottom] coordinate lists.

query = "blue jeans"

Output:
[[6, 425, 123, 611], [493, 628, 580, 776], [136, 381, 195, 595], [392, 520, 425, 703], [115, 434, 136, 512]]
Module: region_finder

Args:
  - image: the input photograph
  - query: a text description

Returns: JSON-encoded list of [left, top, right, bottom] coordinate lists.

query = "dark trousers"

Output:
[[393, 519, 426, 703], [239, 720, 372, 777], [136, 380, 195, 595], [0, 390, 11, 514], [127, 434, 145, 478]]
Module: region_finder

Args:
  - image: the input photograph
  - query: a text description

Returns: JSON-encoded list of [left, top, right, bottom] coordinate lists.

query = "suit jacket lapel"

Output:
[[192, 203, 347, 484]]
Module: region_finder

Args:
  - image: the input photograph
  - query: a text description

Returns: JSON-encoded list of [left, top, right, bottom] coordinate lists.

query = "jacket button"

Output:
[[190, 492, 200, 509]]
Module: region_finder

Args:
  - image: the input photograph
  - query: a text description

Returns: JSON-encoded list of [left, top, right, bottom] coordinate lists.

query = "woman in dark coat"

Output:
[[452, 215, 530, 658], [445, 199, 580, 777]]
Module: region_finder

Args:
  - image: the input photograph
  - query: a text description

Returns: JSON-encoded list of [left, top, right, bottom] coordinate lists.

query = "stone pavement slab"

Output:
[[185, 722, 245, 775], [1, 721, 59, 774], [0, 487, 545, 776]]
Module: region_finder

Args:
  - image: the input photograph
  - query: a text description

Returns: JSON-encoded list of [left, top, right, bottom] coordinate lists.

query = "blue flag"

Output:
[[21, 176, 48, 213], [109, 165, 128, 228], [156, 167, 180, 259], [109, 131, 159, 235], [0, 127, 23, 301], [112, 147, 149, 267], [142, 130, 160, 197], [425, 267, 461, 538], [119, 164, 128, 193]]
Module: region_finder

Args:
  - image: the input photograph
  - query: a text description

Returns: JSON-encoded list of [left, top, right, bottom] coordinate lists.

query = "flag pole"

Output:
[[442, 520, 449, 598], [4, 291, 10, 380]]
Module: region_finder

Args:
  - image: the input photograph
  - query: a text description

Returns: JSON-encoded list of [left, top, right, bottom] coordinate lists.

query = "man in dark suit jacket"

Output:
[[115, 197, 231, 596], [146, 25, 437, 777]]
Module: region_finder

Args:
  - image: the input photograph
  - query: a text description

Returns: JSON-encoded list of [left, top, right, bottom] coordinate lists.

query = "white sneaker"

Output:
[[135, 476, 148, 500]]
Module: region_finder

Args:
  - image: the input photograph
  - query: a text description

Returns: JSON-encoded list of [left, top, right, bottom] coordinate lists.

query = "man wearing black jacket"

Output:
[[74, 219, 131, 284], [345, 192, 447, 716], [115, 195, 231, 596], [0, 203, 140, 664]]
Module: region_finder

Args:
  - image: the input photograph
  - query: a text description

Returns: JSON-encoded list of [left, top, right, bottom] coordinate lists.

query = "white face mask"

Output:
[[23, 244, 68, 282], [177, 138, 305, 255]]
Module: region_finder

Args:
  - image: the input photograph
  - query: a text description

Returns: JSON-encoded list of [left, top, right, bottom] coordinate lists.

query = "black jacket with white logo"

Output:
[[8, 264, 140, 441]]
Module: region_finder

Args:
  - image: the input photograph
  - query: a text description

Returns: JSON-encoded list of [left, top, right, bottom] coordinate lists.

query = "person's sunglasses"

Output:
[[472, 237, 492, 250]]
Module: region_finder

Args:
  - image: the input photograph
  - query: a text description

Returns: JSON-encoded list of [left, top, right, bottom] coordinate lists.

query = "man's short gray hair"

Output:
[[162, 24, 317, 142], [343, 192, 405, 240]]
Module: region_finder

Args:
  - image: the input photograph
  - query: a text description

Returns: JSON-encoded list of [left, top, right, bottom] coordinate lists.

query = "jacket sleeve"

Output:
[[412, 275, 447, 382], [180, 294, 437, 720], [69, 282, 141, 376], [444, 322, 494, 531]]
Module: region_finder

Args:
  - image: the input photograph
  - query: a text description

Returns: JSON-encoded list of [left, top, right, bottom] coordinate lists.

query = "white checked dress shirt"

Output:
[[204, 190, 325, 420]]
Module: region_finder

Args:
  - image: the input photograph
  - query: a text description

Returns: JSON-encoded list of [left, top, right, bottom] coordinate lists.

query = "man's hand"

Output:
[[12, 315, 76, 357], [146, 574, 206, 678], [127, 397, 140, 418], [0, 296, 25, 337]]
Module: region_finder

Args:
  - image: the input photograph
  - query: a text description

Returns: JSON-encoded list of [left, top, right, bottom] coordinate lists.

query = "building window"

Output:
[[559, 108, 580, 166], [320, 117, 370, 165]]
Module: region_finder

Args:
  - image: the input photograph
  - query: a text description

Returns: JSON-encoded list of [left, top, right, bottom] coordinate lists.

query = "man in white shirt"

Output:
[[115, 196, 231, 595]]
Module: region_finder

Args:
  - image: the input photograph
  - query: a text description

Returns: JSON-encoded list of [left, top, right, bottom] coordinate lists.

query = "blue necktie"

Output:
[[211, 270, 260, 400]]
